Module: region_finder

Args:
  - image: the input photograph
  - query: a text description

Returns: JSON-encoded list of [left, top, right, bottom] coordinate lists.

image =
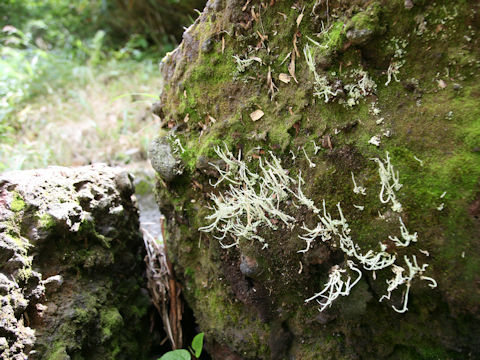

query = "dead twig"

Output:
[[142, 216, 183, 350]]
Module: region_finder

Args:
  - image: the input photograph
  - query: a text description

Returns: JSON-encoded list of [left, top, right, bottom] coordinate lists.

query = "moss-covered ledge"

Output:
[[0, 164, 153, 360]]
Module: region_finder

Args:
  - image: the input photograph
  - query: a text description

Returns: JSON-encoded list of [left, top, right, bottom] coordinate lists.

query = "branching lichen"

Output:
[[232, 55, 263, 73], [351, 172, 366, 195], [305, 261, 362, 312], [371, 152, 403, 212], [385, 37, 408, 86], [199, 145, 296, 249], [200, 148, 435, 313], [380, 255, 437, 313]]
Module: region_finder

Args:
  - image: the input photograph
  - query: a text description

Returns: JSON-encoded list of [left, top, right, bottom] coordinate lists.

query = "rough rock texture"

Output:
[[153, 0, 480, 359], [149, 137, 184, 182], [0, 164, 151, 359]]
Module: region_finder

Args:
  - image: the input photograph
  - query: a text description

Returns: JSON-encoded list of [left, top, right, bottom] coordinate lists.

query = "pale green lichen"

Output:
[[200, 148, 436, 313]]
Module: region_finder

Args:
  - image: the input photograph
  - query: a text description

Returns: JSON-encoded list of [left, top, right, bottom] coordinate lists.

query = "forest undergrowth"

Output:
[[0, 0, 178, 171]]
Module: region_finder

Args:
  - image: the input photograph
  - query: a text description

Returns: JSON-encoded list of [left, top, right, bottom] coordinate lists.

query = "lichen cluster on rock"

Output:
[[152, 0, 480, 358], [0, 165, 152, 360]]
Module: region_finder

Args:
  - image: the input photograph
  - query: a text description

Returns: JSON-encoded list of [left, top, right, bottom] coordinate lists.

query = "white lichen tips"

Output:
[[201, 147, 436, 314], [388, 217, 418, 247], [380, 255, 437, 313], [371, 152, 403, 212], [303, 44, 341, 103], [232, 55, 262, 73], [305, 261, 362, 312], [351, 172, 366, 195], [199, 145, 298, 249], [368, 135, 381, 147]]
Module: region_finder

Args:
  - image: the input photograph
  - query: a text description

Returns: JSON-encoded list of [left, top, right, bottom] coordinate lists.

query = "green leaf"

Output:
[[158, 349, 191, 360], [191, 332, 204, 358]]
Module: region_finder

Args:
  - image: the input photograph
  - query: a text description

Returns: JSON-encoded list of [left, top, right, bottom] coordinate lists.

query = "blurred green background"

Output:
[[0, 0, 205, 171]]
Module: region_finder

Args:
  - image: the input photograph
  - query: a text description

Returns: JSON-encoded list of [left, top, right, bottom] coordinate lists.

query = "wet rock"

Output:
[[196, 156, 226, 177], [209, 0, 223, 12], [114, 171, 135, 197], [155, 0, 480, 358], [0, 274, 15, 296], [0, 238, 15, 264], [152, 101, 164, 118], [148, 136, 184, 182]]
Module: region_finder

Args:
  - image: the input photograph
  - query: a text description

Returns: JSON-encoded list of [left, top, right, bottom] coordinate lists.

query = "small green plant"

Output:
[[158, 333, 204, 360]]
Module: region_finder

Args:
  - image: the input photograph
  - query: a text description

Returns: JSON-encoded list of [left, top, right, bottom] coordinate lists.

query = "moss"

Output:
[[10, 192, 25, 212], [100, 307, 124, 342], [346, 4, 380, 33], [79, 219, 112, 248], [325, 21, 347, 50], [16, 266, 32, 282], [46, 343, 69, 360], [38, 212, 56, 229]]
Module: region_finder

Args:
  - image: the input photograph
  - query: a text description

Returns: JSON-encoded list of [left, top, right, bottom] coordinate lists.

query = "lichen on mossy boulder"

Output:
[[0, 165, 153, 359], [153, 0, 480, 359]]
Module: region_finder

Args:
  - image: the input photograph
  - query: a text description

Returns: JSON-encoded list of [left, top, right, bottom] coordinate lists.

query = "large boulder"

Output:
[[0, 164, 152, 359], [153, 0, 480, 359]]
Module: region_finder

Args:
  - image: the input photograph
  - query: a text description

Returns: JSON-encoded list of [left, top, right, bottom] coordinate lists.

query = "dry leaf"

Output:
[[221, 36, 225, 54], [267, 66, 279, 100], [208, 115, 217, 123], [250, 109, 264, 121], [293, 32, 300, 57], [278, 12, 287, 20], [251, 7, 258, 21], [296, 13, 304, 27], [293, 121, 300, 136], [438, 79, 447, 89], [279, 73, 291, 83], [183, 113, 190, 123], [322, 135, 333, 149], [288, 52, 298, 83], [242, 0, 251, 12]]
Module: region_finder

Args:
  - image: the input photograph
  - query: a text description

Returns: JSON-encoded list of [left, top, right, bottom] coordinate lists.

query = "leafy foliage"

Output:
[[191, 332, 204, 358], [158, 333, 204, 360], [159, 349, 191, 360]]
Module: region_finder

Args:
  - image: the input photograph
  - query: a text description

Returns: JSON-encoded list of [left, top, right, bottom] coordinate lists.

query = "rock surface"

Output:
[[153, 0, 480, 359], [0, 164, 151, 359]]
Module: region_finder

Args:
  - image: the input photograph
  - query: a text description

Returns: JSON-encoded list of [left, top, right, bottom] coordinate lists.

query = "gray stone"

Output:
[[148, 137, 183, 182], [346, 28, 374, 45], [0, 274, 15, 295]]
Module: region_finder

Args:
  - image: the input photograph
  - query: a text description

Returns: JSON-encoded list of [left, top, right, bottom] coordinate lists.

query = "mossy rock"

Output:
[[154, 0, 480, 359], [0, 165, 154, 359]]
